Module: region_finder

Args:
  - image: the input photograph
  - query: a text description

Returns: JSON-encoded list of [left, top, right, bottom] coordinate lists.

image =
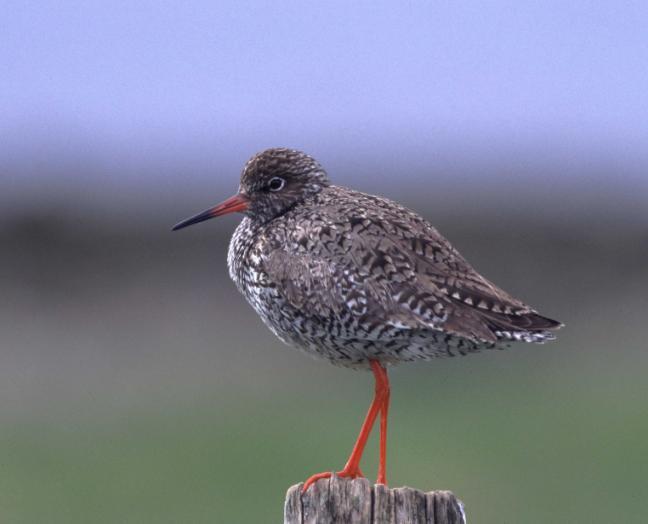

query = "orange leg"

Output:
[[303, 360, 390, 492], [377, 363, 390, 485]]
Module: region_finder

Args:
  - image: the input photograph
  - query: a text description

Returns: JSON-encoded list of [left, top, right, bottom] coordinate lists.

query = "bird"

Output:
[[172, 147, 562, 492]]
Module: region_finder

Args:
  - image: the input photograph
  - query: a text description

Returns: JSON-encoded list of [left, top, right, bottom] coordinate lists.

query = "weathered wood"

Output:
[[284, 476, 465, 524]]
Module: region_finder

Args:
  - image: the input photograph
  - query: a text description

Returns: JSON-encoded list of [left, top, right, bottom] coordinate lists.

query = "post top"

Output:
[[284, 475, 466, 524]]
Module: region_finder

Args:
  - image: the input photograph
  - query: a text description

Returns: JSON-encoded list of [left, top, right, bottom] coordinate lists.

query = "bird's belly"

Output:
[[229, 241, 498, 367], [238, 278, 493, 368]]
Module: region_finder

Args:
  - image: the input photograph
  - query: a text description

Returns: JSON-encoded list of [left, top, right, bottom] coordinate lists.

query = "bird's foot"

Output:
[[302, 466, 364, 492]]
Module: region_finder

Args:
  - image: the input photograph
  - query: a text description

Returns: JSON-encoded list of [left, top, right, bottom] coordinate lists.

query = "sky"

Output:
[[2, 1, 648, 199]]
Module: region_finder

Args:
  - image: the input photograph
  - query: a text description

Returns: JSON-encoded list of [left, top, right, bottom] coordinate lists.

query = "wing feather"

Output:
[[262, 195, 561, 343]]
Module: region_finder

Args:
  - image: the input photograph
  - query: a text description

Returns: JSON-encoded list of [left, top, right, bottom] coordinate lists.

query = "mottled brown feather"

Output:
[[262, 188, 560, 344], [223, 148, 562, 367]]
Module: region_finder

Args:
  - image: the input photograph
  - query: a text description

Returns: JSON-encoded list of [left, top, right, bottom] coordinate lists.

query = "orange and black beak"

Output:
[[172, 193, 250, 231]]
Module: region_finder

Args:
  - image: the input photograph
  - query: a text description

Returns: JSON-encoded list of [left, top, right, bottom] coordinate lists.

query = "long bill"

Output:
[[172, 194, 249, 231]]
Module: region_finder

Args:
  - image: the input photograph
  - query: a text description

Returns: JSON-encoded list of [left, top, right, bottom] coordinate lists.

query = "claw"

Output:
[[302, 467, 364, 492]]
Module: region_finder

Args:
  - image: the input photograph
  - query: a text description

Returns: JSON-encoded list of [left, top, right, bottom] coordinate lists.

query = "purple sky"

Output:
[[2, 1, 647, 203]]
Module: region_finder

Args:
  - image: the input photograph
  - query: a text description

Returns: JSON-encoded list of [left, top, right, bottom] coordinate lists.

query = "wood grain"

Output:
[[285, 476, 465, 524]]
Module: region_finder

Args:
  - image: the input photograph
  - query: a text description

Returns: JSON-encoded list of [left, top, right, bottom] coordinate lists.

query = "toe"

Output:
[[302, 471, 332, 492]]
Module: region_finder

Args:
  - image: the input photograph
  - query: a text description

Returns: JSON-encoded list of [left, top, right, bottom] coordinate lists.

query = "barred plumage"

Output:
[[173, 147, 563, 490], [224, 148, 562, 369]]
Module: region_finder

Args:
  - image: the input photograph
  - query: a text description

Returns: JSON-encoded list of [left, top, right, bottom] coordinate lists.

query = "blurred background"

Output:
[[2, 2, 648, 522]]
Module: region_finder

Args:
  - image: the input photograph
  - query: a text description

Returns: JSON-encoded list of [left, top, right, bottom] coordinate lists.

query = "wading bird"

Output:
[[173, 148, 562, 491]]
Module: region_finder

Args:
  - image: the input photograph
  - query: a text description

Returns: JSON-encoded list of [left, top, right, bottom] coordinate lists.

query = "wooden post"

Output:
[[284, 475, 465, 524]]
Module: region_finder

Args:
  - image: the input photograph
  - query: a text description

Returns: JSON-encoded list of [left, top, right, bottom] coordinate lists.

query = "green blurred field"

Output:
[[2, 346, 647, 523], [2, 212, 647, 523]]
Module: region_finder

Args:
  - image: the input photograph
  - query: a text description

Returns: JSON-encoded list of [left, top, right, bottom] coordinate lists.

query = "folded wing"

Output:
[[263, 200, 562, 344]]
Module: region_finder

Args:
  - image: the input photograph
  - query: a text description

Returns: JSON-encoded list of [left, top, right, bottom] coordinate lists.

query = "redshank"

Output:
[[173, 148, 562, 491]]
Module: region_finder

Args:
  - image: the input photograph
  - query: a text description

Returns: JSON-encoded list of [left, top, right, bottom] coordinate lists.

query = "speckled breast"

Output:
[[227, 217, 307, 349], [225, 214, 477, 369]]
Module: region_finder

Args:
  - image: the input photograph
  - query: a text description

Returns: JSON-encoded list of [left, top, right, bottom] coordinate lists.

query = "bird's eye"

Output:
[[268, 177, 285, 192]]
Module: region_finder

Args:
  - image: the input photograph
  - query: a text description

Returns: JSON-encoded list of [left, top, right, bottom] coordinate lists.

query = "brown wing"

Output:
[[263, 193, 562, 344], [403, 230, 562, 341], [263, 249, 345, 317]]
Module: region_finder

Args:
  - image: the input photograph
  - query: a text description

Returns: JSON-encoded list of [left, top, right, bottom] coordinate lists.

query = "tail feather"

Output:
[[480, 310, 563, 343]]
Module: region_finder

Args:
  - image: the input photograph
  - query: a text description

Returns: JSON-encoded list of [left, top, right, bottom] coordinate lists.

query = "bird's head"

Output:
[[172, 148, 330, 230]]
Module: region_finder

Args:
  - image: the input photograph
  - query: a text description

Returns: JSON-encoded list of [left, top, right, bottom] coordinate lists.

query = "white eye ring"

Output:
[[268, 177, 285, 192]]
